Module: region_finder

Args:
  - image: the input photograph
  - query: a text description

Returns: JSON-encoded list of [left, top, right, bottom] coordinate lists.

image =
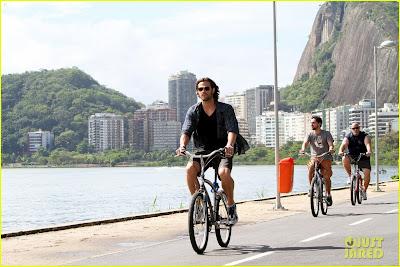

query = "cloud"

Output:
[[2, 2, 320, 104]]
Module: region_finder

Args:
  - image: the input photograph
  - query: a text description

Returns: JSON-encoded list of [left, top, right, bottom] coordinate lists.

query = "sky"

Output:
[[2, 1, 322, 105]]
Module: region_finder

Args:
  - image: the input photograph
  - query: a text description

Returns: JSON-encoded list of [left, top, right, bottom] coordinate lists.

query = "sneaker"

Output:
[[326, 195, 333, 206], [362, 190, 367, 200], [346, 177, 351, 185], [228, 204, 238, 226], [307, 189, 311, 197]]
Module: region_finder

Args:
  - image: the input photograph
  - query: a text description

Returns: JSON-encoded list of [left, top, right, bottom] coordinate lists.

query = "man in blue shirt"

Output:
[[176, 77, 247, 225]]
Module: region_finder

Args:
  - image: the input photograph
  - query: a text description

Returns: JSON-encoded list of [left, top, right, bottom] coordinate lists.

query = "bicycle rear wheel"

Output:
[[356, 176, 363, 204], [310, 178, 319, 217], [320, 179, 328, 215], [215, 192, 232, 247], [188, 191, 209, 254], [350, 175, 356, 206]]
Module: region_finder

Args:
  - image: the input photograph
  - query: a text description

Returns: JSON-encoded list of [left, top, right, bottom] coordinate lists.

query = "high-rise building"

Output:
[[27, 129, 54, 153], [224, 92, 246, 119], [129, 101, 178, 152], [168, 71, 197, 125], [88, 113, 124, 152], [152, 121, 182, 151], [368, 103, 398, 136], [255, 111, 285, 147], [283, 112, 311, 143], [348, 99, 375, 130], [245, 85, 274, 138]]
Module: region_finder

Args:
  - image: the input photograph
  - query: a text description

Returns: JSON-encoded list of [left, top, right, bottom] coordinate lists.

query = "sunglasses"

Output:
[[351, 127, 360, 130], [197, 86, 211, 92]]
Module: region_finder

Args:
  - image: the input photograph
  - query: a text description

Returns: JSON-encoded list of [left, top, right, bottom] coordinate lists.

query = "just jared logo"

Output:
[[344, 236, 384, 259]]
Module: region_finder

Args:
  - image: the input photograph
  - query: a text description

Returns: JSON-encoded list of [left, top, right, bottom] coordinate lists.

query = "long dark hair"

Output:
[[196, 77, 220, 101]]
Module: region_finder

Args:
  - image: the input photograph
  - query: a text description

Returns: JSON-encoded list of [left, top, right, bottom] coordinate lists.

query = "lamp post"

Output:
[[373, 40, 396, 192], [272, 1, 284, 210]]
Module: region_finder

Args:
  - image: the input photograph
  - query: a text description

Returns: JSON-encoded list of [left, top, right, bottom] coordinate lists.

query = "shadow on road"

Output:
[[204, 244, 272, 256]]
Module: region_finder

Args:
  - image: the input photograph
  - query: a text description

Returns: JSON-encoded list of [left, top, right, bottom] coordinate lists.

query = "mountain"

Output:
[[283, 2, 398, 111], [1, 67, 143, 156]]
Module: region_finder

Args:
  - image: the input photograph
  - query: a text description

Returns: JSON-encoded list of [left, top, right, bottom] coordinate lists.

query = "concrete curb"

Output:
[[2, 180, 397, 238]]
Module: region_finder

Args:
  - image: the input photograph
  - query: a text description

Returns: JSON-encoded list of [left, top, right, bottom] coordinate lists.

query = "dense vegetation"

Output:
[[2, 68, 143, 160], [4, 132, 397, 167]]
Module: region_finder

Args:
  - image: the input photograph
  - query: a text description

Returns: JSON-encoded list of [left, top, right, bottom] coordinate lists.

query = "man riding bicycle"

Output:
[[176, 77, 248, 225], [300, 115, 335, 206], [338, 122, 372, 200]]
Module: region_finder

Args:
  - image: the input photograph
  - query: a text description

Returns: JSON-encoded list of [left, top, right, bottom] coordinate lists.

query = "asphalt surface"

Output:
[[67, 191, 398, 266]]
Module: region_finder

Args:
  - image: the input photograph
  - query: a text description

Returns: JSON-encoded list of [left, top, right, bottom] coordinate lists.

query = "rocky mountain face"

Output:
[[294, 2, 398, 107]]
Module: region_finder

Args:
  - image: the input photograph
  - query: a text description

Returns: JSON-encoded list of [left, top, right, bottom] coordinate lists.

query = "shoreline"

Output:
[[2, 180, 398, 238], [2, 163, 398, 168]]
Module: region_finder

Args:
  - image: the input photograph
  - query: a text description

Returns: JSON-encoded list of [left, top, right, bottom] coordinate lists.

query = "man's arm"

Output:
[[327, 135, 335, 154], [300, 134, 309, 153], [176, 133, 190, 155], [364, 135, 372, 156], [225, 132, 237, 158], [338, 137, 349, 156]]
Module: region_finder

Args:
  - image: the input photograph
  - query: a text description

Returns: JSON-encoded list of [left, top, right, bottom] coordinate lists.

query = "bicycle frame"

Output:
[[186, 149, 226, 226]]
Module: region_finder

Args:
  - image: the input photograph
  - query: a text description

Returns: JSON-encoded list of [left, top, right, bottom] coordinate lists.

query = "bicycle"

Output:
[[299, 151, 331, 217], [183, 148, 232, 254], [343, 153, 366, 205]]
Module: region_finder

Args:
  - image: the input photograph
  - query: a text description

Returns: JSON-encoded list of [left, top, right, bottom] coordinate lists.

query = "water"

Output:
[[2, 165, 397, 233]]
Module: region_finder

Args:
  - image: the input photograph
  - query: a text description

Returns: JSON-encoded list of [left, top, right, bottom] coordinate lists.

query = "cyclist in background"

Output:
[[338, 122, 372, 200], [300, 115, 335, 206]]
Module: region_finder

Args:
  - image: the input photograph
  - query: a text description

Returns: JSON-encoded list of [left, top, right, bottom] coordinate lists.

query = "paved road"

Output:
[[68, 192, 398, 266]]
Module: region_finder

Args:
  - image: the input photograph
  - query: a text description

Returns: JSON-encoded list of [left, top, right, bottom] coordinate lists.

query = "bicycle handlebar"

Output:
[[183, 148, 225, 159], [343, 152, 367, 162], [298, 151, 332, 158]]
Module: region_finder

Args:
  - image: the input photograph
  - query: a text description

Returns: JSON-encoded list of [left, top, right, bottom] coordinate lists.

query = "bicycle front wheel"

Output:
[[320, 179, 328, 215], [215, 192, 232, 247], [188, 191, 209, 254], [350, 175, 356, 206], [310, 178, 319, 217], [356, 176, 363, 204]]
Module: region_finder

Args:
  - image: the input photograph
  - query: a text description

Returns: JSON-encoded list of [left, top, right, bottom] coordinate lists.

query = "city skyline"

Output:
[[2, 1, 321, 105]]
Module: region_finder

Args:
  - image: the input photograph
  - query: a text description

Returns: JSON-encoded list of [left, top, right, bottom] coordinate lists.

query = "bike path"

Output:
[[66, 191, 398, 266]]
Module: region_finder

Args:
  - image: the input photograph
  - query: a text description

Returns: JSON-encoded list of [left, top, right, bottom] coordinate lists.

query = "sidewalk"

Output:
[[2, 181, 398, 265]]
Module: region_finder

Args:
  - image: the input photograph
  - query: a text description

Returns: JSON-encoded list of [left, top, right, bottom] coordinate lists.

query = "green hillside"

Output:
[[2, 67, 142, 159]]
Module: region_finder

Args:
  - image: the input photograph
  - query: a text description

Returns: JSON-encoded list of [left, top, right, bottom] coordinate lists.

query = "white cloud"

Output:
[[2, 2, 320, 104]]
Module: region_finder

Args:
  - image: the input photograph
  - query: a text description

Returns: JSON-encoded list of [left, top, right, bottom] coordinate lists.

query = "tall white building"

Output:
[[88, 113, 124, 152], [255, 111, 285, 147], [27, 130, 54, 153], [368, 103, 399, 136], [348, 99, 375, 130], [284, 112, 311, 143], [245, 85, 274, 138]]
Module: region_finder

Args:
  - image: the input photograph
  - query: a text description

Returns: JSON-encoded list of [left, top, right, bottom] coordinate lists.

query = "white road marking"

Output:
[[300, 232, 333, 243], [349, 218, 372, 226], [225, 251, 275, 266], [385, 209, 398, 214]]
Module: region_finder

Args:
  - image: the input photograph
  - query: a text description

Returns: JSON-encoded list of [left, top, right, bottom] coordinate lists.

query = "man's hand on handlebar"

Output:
[[176, 145, 186, 156], [225, 144, 234, 158]]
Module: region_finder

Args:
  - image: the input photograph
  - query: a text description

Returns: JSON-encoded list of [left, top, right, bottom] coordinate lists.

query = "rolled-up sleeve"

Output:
[[181, 107, 195, 137], [224, 105, 239, 134]]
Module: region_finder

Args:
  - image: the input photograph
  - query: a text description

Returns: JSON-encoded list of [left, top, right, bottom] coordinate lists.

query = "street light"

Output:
[[373, 39, 396, 192], [272, 1, 284, 210]]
